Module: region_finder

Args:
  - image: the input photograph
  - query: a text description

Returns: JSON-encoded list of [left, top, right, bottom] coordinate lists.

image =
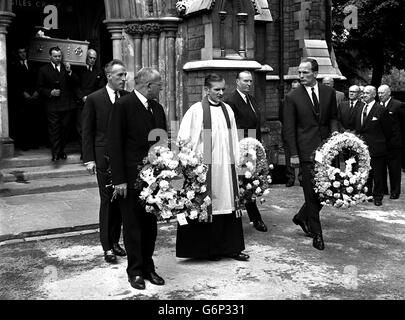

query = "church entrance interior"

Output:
[[7, 0, 111, 155]]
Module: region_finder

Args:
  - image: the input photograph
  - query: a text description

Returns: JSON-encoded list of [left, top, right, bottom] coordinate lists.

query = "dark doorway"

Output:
[[7, 0, 111, 151]]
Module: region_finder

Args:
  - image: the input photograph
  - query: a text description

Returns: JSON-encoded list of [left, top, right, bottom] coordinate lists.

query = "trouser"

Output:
[[296, 161, 323, 235], [245, 201, 263, 223], [118, 189, 157, 277], [96, 167, 122, 251], [383, 149, 402, 196], [366, 156, 385, 201], [47, 109, 73, 156]]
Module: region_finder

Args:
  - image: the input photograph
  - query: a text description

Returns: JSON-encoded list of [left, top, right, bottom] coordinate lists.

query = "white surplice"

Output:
[[177, 101, 240, 215]]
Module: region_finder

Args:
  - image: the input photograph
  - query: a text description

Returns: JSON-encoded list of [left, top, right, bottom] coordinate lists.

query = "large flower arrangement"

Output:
[[136, 141, 211, 222], [313, 132, 371, 208], [238, 137, 273, 205]]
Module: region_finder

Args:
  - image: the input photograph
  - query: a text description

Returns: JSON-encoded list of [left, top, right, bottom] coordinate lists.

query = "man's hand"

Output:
[[290, 155, 300, 167], [64, 62, 72, 75], [85, 161, 96, 175], [82, 96, 87, 103], [114, 183, 127, 198]]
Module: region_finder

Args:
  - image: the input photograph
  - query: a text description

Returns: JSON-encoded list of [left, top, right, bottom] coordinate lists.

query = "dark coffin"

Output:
[[28, 37, 90, 66]]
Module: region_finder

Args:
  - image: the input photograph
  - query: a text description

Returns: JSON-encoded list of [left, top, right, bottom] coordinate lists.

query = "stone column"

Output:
[[147, 24, 161, 70], [219, 11, 227, 58], [236, 13, 248, 58], [125, 24, 144, 73], [0, 11, 15, 158], [105, 21, 125, 59]]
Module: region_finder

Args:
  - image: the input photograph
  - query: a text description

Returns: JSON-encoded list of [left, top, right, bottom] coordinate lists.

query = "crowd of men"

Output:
[[8, 46, 106, 159]]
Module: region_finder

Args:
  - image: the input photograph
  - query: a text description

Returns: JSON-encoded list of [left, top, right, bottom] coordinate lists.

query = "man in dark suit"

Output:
[[283, 58, 339, 251], [108, 67, 167, 290], [377, 84, 403, 199], [37, 46, 78, 161], [337, 85, 364, 132], [75, 49, 106, 158], [9, 46, 41, 150], [225, 70, 267, 232], [82, 59, 128, 263], [352, 85, 392, 206]]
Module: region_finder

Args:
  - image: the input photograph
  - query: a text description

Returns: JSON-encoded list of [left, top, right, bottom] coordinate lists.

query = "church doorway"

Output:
[[7, 0, 111, 152]]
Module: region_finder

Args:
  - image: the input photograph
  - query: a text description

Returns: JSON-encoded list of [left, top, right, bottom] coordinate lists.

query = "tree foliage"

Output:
[[332, 0, 405, 86]]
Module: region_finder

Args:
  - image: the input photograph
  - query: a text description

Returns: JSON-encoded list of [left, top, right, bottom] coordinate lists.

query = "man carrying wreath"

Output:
[[176, 73, 249, 262]]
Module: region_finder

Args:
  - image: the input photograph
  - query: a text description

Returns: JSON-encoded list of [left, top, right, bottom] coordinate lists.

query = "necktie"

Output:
[[55, 65, 60, 74], [114, 91, 119, 103], [311, 87, 320, 115], [146, 100, 153, 115], [350, 101, 354, 109], [245, 95, 256, 115], [361, 104, 368, 126]]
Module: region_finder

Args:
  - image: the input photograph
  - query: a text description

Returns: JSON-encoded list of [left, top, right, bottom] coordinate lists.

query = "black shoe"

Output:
[[112, 243, 126, 256], [143, 271, 165, 286], [57, 152, 67, 160], [104, 250, 117, 263], [253, 220, 268, 232], [374, 199, 382, 206], [390, 194, 399, 199], [292, 215, 313, 237], [128, 276, 145, 290], [51, 155, 57, 162], [285, 180, 294, 187], [312, 234, 325, 251], [229, 252, 249, 261]]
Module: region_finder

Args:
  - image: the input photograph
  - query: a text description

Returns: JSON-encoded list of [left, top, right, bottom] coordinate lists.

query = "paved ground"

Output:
[[1, 179, 404, 301]]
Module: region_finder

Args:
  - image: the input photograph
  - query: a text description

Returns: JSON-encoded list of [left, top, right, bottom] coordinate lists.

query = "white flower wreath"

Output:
[[313, 132, 371, 208], [135, 141, 211, 222], [238, 137, 273, 204]]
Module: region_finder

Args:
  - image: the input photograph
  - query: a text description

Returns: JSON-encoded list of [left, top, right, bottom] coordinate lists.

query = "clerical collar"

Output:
[[207, 97, 221, 106]]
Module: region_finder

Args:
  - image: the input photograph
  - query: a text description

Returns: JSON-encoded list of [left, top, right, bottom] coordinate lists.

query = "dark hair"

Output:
[[236, 70, 251, 79], [104, 59, 125, 75], [49, 46, 61, 55], [301, 58, 319, 72], [204, 73, 224, 88]]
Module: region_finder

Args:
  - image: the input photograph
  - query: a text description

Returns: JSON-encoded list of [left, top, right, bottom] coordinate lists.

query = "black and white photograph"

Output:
[[0, 0, 404, 310]]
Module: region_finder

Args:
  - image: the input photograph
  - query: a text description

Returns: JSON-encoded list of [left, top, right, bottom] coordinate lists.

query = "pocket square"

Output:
[[372, 117, 378, 121]]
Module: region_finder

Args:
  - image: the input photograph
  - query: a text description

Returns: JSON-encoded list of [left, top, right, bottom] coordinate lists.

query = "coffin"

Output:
[[28, 37, 90, 66]]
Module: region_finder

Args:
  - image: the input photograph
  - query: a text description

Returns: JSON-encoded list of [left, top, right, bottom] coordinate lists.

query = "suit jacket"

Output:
[[74, 66, 106, 105], [283, 83, 339, 162], [12, 60, 38, 96], [384, 98, 403, 150], [82, 87, 128, 167], [338, 99, 363, 131], [352, 101, 392, 157], [225, 90, 261, 141], [108, 91, 167, 187], [37, 63, 78, 112]]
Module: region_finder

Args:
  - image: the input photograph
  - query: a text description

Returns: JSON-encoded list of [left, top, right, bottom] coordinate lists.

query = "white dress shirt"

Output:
[[304, 82, 319, 106]]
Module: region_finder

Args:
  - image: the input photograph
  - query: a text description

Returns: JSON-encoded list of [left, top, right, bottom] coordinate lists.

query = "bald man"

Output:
[[378, 84, 403, 199], [322, 77, 345, 106], [352, 85, 392, 206], [337, 85, 364, 131]]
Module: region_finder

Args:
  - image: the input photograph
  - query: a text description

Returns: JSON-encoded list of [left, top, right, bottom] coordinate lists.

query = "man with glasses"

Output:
[[338, 85, 364, 132]]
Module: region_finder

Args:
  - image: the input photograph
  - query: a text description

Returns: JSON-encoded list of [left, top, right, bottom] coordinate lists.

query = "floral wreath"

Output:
[[238, 137, 273, 205], [135, 141, 211, 222], [313, 131, 371, 208]]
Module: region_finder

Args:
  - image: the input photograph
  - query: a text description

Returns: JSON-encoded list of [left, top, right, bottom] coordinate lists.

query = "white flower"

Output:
[[334, 193, 341, 199], [197, 174, 206, 183], [200, 185, 207, 193], [326, 190, 333, 197], [263, 189, 270, 196], [161, 210, 172, 219], [253, 180, 260, 186], [245, 171, 252, 179], [349, 177, 356, 184], [333, 181, 341, 188], [186, 190, 195, 200], [343, 180, 350, 186], [246, 161, 255, 171], [246, 183, 252, 190], [189, 210, 198, 220], [346, 187, 354, 194], [195, 165, 204, 174], [255, 187, 262, 195], [159, 180, 170, 191]]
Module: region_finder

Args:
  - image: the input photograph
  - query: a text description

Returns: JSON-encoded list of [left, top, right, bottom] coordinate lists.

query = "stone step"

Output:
[[1, 163, 89, 183], [0, 148, 82, 169], [0, 175, 98, 197]]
